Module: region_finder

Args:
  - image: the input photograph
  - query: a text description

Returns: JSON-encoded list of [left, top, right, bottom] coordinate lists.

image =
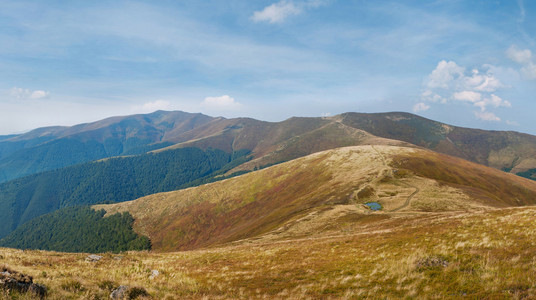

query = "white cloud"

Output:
[[489, 94, 511, 107], [412, 102, 430, 113], [201, 95, 241, 110], [422, 60, 510, 122], [142, 100, 172, 111], [475, 111, 501, 122], [30, 90, 49, 99], [506, 120, 520, 126], [521, 62, 536, 79], [426, 60, 464, 89], [132, 100, 173, 113], [453, 91, 481, 103], [506, 45, 536, 80], [421, 90, 445, 103], [10, 87, 29, 99], [251, 0, 328, 24], [10, 87, 49, 100], [506, 45, 532, 64], [474, 94, 511, 111], [251, 1, 302, 24], [470, 70, 503, 92]]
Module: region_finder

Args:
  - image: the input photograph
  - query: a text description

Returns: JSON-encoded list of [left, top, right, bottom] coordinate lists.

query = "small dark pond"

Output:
[[365, 202, 382, 211]]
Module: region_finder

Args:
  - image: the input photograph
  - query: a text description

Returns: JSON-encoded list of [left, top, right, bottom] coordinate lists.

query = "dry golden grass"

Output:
[[4, 206, 536, 299], [7, 145, 536, 298]]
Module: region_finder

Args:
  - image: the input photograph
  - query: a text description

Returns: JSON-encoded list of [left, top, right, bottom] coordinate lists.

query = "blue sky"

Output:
[[0, 0, 535, 134]]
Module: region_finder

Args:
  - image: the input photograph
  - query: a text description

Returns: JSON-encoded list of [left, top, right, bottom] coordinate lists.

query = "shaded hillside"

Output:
[[0, 207, 150, 253], [336, 112, 536, 175], [0, 147, 248, 239], [0, 111, 215, 182], [96, 145, 536, 252]]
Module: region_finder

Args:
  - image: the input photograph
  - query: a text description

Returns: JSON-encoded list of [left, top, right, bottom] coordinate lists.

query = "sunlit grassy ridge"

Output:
[[95, 145, 536, 252], [3, 206, 536, 299]]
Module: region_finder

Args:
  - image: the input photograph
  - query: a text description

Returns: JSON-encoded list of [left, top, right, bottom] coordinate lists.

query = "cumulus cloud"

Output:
[[506, 45, 536, 79], [522, 62, 536, 79], [421, 90, 445, 103], [251, 1, 301, 23], [474, 94, 511, 111], [251, 0, 327, 24], [132, 100, 173, 113], [474, 111, 500, 122], [453, 91, 481, 103], [201, 95, 241, 110], [412, 102, 430, 113], [506, 45, 532, 64], [10, 87, 49, 100], [421, 60, 510, 122], [426, 60, 464, 89], [30, 90, 49, 99]]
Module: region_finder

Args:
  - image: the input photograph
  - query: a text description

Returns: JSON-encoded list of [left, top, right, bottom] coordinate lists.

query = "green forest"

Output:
[[0, 147, 250, 239], [0, 137, 174, 183], [0, 206, 151, 253]]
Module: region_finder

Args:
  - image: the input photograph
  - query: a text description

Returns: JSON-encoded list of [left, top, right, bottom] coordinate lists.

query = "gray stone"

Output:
[[110, 285, 129, 299], [110, 285, 150, 299], [149, 270, 159, 280], [85, 254, 103, 262]]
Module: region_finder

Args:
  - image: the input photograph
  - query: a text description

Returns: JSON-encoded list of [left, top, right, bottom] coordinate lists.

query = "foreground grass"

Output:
[[2, 207, 536, 299]]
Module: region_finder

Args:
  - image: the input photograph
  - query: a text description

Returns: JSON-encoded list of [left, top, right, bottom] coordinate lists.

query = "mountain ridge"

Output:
[[3, 110, 536, 183]]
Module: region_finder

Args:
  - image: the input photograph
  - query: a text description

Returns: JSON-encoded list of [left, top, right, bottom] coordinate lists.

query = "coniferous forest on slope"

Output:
[[0, 147, 251, 239], [0, 206, 150, 253]]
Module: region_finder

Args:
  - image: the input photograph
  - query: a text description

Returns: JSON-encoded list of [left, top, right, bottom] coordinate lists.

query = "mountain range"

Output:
[[1, 110, 536, 245], [3, 110, 536, 298]]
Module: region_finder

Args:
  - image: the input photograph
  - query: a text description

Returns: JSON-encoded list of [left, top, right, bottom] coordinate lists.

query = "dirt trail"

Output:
[[370, 145, 419, 212], [390, 183, 420, 212]]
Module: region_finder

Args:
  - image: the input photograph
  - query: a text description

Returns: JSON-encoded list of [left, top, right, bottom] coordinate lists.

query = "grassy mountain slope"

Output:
[[0, 111, 215, 182], [96, 145, 536, 252], [0, 147, 244, 239], [4, 205, 536, 298]]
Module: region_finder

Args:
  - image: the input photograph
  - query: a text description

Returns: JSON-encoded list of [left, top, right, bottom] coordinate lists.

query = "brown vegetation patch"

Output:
[[356, 186, 375, 200]]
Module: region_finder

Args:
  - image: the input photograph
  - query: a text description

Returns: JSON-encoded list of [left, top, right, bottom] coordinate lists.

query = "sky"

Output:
[[0, 0, 535, 135]]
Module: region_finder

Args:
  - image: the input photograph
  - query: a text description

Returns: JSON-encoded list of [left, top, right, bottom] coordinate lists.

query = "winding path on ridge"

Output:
[[370, 146, 420, 212]]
